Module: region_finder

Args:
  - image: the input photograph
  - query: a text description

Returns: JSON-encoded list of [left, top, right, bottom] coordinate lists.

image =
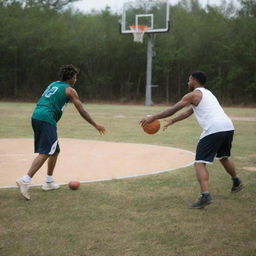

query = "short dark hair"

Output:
[[58, 64, 79, 81], [190, 71, 207, 85]]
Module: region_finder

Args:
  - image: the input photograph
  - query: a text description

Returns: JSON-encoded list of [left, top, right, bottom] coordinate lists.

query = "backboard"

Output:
[[121, 0, 170, 34]]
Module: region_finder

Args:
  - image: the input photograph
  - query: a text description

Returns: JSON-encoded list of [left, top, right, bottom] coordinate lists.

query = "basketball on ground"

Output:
[[142, 120, 160, 134], [68, 181, 80, 190]]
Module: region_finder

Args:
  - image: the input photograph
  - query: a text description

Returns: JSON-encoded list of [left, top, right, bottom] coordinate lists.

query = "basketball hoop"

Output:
[[129, 25, 148, 43]]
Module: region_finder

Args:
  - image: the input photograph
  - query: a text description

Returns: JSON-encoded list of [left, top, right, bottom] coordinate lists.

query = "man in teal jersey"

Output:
[[16, 65, 106, 200]]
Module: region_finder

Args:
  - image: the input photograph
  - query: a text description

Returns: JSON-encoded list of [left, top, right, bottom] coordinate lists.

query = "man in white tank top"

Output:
[[140, 71, 243, 209]]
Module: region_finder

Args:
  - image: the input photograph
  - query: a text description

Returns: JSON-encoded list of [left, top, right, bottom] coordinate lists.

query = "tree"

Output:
[[239, 0, 256, 17], [0, 0, 255, 104]]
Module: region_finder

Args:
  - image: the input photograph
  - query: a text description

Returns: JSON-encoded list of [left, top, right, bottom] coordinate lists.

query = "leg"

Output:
[[17, 119, 59, 200], [28, 154, 49, 178], [219, 157, 237, 178], [217, 131, 243, 192], [189, 162, 213, 209], [47, 152, 59, 176], [194, 162, 209, 193], [193, 133, 220, 193], [189, 135, 216, 209], [16, 154, 48, 200], [219, 157, 243, 192], [42, 152, 60, 191]]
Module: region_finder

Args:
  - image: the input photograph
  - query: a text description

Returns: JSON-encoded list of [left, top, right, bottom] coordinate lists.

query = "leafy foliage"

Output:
[[0, 0, 255, 104]]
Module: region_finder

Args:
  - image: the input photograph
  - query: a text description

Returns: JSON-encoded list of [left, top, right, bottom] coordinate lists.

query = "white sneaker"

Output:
[[16, 179, 30, 200], [42, 182, 60, 191]]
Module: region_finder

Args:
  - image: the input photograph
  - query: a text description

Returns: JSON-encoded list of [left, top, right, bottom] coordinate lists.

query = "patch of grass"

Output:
[[0, 102, 256, 256]]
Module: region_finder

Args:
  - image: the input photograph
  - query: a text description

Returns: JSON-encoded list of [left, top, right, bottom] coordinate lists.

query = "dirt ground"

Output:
[[0, 138, 195, 188]]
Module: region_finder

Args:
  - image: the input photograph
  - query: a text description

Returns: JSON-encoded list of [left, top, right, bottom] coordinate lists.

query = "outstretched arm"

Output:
[[140, 92, 194, 126], [66, 87, 106, 135], [163, 107, 193, 131]]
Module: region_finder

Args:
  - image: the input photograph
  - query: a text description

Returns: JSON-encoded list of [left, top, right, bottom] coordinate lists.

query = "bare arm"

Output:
[[140, 92, 195, 126], [163, 107, 193, 131], [66, 87, 106, 134]]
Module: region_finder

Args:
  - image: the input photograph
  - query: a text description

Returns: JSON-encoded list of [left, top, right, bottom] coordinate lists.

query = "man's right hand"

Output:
[[95, 124, 106, 135]]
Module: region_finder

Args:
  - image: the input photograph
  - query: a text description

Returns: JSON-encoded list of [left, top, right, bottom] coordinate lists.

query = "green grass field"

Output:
[[0, 102, 256, 256]]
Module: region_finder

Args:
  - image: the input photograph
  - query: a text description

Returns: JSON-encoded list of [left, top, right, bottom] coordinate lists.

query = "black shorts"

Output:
[[195, 130, 234, 164], [32, 118, 60, 155]]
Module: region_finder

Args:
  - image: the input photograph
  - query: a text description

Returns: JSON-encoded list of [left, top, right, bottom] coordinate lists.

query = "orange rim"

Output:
[[129, 25, 148, 31]]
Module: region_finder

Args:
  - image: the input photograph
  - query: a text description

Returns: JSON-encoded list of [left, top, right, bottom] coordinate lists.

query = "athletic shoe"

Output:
[[231, 177, 244, 193], [189, 193, 213, 209], [42, 182, 60, 191], [16, 179, 30, 200]]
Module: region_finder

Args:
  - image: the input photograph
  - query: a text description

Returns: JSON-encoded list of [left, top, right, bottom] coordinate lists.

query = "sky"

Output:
[[72, 0, 239, 13]]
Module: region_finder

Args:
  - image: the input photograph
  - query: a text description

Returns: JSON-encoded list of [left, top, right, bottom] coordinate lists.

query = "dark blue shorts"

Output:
[[195, 130, 234, 163], [32, 118, 60, 155]]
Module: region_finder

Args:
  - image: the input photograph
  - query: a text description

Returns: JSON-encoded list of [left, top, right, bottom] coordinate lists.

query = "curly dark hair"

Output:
[[58, 64, 79, 81], [190, 71, 207, 85]]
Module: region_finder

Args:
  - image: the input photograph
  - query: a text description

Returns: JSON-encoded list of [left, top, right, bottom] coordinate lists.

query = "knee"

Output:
[[194, 162, 205, 168], [194, 162, 206, 171], [219, 157, 228, 164], [51, 152, 59, 157]]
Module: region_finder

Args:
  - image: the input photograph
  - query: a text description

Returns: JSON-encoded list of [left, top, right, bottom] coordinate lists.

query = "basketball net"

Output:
[[129, 25, 148, 43]]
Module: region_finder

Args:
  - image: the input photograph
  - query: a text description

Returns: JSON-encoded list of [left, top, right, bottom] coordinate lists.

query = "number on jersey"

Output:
[[43, 86, 58, 98]]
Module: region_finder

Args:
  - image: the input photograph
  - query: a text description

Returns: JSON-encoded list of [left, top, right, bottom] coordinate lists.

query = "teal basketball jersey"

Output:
[[32, 81, 70, 125]]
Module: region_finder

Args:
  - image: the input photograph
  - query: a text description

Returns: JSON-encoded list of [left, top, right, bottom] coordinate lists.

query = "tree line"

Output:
[[0, 0, 255, 104]]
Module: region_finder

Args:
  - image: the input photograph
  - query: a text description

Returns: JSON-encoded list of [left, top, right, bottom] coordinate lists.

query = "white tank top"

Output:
[[191, 87, 234, 139]]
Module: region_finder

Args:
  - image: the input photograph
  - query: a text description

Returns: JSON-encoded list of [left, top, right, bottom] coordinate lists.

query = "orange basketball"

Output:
[[143, 120, 160, 134], [68, 181, 80, 190]]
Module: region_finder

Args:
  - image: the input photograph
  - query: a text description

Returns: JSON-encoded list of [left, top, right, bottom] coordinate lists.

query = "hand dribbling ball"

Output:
[[143, 120, 160, 134], [68, 181, 80, 190]]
